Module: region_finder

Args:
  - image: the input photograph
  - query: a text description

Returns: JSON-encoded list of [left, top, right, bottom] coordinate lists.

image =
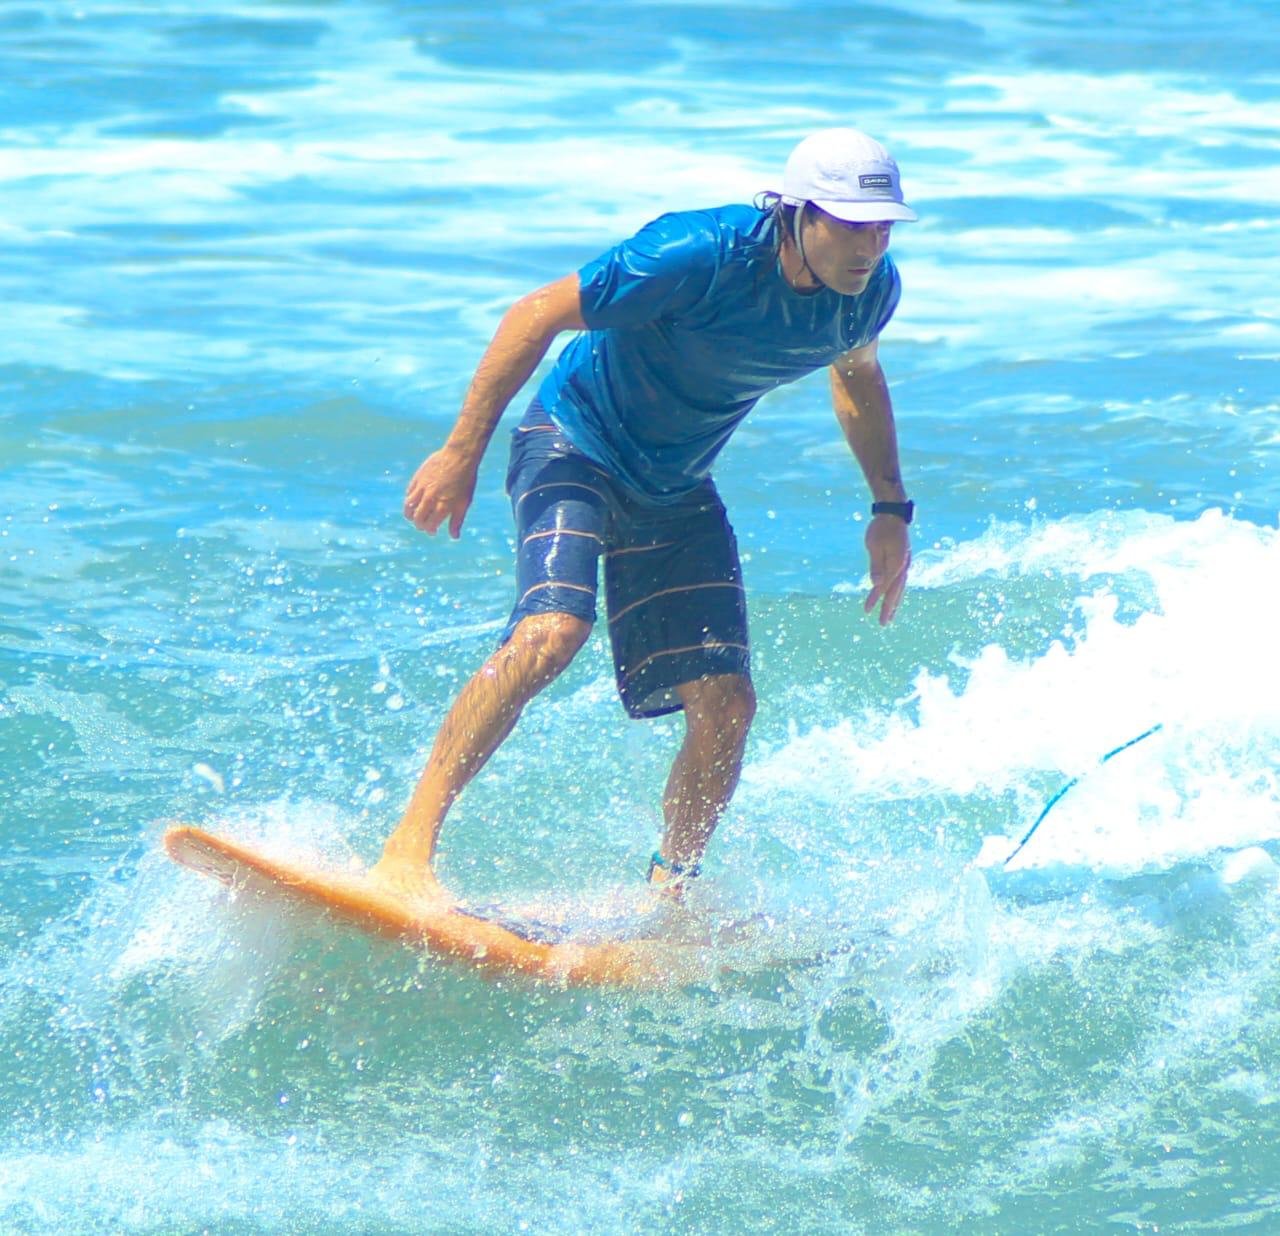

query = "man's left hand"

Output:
[[864, 514, 911, 626]]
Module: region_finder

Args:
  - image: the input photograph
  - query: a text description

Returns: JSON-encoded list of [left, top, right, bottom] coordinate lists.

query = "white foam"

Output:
[[0, 802, 372, 1068], [8, 36, 1279, 379], [954, 887, 1280, 1205], [945, 69, 1280, 151], [909, 506, 1275, 589], [1219, 846, 1279, 890], [748, 509, 1280, 875]]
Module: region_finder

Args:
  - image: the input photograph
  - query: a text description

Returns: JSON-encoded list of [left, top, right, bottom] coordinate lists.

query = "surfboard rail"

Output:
[[163, 825, 689, 987]]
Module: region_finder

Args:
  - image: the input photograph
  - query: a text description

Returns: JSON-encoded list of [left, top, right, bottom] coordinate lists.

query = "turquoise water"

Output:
[[4, 1, 1280, 1231]]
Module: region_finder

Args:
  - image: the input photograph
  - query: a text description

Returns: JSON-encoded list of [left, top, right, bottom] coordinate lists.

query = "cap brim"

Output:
[[811, 198, 918, 223]]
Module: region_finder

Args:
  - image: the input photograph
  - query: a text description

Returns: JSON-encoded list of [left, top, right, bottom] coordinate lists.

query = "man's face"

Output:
[[802, 210, 893, 295]]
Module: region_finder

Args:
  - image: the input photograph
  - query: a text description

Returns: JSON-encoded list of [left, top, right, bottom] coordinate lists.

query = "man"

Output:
[[372, 128, 916, 902]]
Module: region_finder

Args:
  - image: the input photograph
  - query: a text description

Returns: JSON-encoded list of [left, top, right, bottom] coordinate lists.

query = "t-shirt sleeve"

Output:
[[844, 255, 902, 350], [577, 211, 720, 330]]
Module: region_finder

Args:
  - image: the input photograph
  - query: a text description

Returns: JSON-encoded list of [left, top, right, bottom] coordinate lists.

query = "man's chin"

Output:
[[830, 274, 872, 296]]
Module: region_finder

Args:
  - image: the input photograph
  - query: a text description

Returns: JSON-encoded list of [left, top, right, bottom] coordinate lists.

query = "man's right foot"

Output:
[[367, 856, 450, 907]]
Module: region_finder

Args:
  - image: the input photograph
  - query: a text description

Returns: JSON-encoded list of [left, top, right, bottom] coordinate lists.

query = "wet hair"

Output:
[[755, 190, 823, 289], [755, 190, 801, 259]]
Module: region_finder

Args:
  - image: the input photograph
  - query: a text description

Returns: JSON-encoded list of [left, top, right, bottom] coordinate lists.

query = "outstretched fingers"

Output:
[[871, 551, 910, 624], [863, 520, 911, 626]]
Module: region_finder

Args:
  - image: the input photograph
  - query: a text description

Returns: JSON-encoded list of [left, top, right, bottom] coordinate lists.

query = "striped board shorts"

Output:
[[501, 401, 750, 718]]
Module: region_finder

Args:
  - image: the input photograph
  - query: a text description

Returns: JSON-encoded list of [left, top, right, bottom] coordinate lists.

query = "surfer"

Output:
[[372, 128, 917, 902]]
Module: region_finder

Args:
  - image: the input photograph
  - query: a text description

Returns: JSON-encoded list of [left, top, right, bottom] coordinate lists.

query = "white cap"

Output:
[[780, 128, 918, 223]]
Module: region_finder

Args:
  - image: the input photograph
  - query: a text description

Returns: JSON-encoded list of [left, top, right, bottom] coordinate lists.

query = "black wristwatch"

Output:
[[871, 500, 914, 525]]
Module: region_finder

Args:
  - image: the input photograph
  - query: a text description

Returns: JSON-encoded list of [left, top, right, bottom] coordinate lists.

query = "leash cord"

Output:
[[1003, 723, 1164, 867]]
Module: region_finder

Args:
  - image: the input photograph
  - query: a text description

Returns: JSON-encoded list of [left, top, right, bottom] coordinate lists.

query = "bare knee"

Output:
[[508, 611, 592, 682], [680, 674, 757, 750]]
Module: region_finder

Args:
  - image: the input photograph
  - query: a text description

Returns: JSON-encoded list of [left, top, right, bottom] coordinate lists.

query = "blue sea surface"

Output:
[[3, 1, 1279, 1231]]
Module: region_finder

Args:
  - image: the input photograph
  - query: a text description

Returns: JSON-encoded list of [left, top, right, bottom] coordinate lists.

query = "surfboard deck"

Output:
[[163, 825, 684, 986]]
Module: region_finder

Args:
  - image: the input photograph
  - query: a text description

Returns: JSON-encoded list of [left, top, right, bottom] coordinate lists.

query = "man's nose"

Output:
[[851, 233, 887, 260]]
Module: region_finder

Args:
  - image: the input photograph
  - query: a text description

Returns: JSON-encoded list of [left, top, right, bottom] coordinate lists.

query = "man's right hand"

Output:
[[403, 446, 478, 538], [401, 274, 584, 540]]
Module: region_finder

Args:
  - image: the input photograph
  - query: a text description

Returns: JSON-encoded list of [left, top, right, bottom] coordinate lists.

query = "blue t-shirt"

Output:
[[535, 203, 901, 502]]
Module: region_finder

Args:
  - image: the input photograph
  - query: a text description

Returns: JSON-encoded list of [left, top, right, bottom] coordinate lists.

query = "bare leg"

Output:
[[371, 611, 591, 900], [652, 674, 756, 885]]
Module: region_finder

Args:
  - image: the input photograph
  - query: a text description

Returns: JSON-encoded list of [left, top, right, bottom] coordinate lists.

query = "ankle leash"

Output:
[[647, 851, 702, 883]]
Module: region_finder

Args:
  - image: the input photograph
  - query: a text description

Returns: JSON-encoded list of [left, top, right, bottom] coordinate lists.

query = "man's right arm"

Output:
[[404, 273, 586, 537]]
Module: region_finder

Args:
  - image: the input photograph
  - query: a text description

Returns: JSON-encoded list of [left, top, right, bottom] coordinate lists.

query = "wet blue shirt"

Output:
[[535, 203, 901, 501]]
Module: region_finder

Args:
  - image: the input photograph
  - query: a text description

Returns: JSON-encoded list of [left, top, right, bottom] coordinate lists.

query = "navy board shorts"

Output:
[[501, 401, 751, 718]]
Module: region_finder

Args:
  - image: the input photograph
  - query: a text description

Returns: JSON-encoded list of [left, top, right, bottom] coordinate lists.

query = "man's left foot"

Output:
[[646, 852, 700, 902]]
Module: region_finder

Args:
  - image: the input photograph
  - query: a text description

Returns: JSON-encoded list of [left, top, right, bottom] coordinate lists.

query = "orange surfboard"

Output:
[[163, 825, 693, 987]]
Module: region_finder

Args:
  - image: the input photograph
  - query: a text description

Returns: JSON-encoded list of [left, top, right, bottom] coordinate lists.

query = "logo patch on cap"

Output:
[[859, 174, 894, 189]]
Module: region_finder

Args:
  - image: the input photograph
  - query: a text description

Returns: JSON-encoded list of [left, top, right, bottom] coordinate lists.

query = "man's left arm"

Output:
[[829, 338, 911, 626]]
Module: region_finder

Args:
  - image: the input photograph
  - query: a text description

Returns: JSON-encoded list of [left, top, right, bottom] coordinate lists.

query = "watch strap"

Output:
[[871, 500, 914, 525]]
